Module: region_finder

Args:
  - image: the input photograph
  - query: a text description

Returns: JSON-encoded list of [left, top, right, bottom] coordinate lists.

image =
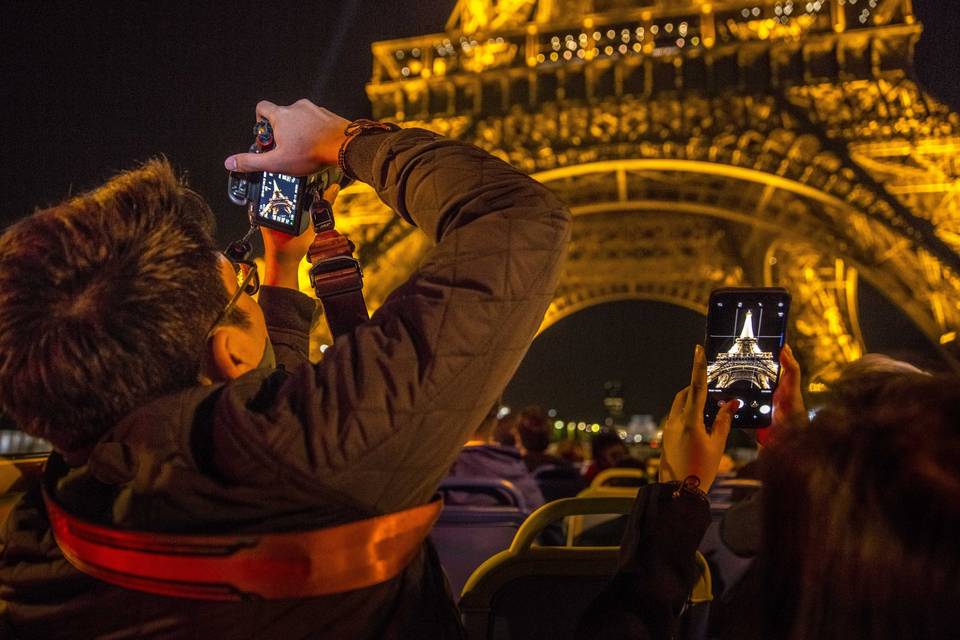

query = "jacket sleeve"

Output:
[[210, 128, 571, 513], [257, 286, 316, 371], [576, 483, 712, 640]]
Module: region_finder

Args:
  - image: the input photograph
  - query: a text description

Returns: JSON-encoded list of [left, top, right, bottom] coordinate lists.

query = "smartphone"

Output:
[[703, 287, 791, 428]]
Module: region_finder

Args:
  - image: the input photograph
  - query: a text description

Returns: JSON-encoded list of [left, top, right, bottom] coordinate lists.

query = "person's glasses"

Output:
[[230, 259, 260, 297], [207, 256, 259, 336]]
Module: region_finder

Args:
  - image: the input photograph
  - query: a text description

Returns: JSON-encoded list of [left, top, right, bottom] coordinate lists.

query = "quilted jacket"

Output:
[[0, 128, 571, 639]]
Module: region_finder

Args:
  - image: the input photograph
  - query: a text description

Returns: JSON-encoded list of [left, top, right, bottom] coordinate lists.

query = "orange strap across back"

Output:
[[44, 487, 441, 601]]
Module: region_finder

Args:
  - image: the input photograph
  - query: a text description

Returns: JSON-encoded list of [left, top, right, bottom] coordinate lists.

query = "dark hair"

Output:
[[0, 159, 232, 452], [590, 430, 626, 459], [517, 405, 550, 452], [760, 373, 960, 639]]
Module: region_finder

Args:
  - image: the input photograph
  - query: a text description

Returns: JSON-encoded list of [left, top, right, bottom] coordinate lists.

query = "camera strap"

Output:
[[306, 197, 369, 339], [41, 454, 441, 600]]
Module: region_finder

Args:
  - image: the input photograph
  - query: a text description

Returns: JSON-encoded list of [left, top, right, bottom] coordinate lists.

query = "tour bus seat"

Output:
[[532, 465, 584, 502], [707, 478, 762, 520], [590, 468, 647, 488], [431, 479, 530, 600], [565, 485, 638, 546], [459, 496, 713, 640], [565, 469, 648, 544]]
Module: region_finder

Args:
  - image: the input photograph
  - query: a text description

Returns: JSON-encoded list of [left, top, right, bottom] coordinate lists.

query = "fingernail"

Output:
[[695, 344, 704, 361], [225, 157, 237, 171]]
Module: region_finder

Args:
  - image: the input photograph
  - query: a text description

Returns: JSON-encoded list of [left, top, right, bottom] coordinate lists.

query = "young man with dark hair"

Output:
[[0, 160, 257, 455], [0, 99, 570, 638]]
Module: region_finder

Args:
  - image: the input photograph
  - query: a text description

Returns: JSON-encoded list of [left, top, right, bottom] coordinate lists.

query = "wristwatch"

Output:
[[337, 119, 400, 179]]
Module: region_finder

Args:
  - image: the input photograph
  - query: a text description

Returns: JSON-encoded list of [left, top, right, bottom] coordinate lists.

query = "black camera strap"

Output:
[[226, 119, 371, 340], [306, 197, 369, 339]]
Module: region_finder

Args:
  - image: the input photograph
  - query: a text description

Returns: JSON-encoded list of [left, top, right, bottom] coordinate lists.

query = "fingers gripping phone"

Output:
[[703, 287, 791, 428]]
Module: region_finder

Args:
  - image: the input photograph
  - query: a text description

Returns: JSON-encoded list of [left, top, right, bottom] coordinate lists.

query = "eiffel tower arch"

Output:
[[322, 0, 960, 387]]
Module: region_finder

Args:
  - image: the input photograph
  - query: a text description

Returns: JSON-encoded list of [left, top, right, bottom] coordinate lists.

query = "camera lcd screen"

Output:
[[704, 288, 790, 428], [256, 172, 301, 231]]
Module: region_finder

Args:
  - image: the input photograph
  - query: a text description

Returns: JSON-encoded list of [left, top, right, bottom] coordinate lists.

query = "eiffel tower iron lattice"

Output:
[[307, 0, 960, 388]]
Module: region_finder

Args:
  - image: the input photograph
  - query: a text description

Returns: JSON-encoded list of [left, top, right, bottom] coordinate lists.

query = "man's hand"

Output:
[[757, 343, 807, 445], [224, 100, 350, 175], [659, 345, 738, 492], [262, 184, 340, 290]]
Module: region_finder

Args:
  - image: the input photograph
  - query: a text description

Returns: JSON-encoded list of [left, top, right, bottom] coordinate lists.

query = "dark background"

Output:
[[4, 1, 456, 241], [4, 1, 956, 424]]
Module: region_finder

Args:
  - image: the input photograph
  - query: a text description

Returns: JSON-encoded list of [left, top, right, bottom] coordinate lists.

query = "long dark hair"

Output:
[[759, 372, 960, 639]]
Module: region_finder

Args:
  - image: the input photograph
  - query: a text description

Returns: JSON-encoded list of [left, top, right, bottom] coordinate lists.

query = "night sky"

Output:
[[6, 1, 456, 239], [4, 1, 953, 426]]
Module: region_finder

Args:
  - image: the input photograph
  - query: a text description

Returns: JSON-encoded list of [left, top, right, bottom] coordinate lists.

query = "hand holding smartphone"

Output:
[[703, 287, 791, 428]]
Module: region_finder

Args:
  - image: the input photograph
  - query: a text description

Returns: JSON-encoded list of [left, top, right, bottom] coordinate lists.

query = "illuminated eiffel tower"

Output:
[[320, 0, 960, 388], [707, 310, 779, 389], [261, 179, 296, 223]]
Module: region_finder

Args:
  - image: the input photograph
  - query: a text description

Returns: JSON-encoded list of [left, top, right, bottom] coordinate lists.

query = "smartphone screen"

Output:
[[256, 172, 301, 232], [704, 288, 791, 428]]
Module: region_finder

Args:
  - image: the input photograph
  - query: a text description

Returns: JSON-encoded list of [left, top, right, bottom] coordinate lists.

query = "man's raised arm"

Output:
[[217, 100, 571, 512]]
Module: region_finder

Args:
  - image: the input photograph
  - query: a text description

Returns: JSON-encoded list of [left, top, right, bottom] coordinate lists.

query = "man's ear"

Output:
[[204, 327, 259, 382]]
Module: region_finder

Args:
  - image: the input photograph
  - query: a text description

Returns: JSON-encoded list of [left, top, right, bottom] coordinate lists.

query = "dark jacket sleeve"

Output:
[[210, 128, 571, 513], [576, 482, 712, 640], [257, 285, 316, 371]]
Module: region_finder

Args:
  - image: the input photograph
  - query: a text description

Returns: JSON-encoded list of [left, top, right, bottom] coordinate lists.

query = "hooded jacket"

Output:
[[446, 443, 546, 511], [0, 128, 571, 639]]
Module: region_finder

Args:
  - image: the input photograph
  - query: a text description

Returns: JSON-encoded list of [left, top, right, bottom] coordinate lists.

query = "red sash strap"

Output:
[[44, 489, 441, 601]]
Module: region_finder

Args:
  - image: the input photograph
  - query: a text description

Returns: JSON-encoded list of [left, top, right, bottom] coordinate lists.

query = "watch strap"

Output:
[[337, 119, 400, 180]]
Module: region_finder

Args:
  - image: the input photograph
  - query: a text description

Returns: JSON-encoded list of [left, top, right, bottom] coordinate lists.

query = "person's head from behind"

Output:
[[760, 371, 960, 639], [591, 430, 627, 470], [517, 405, 551, 453], [0, 159, 268, 455]]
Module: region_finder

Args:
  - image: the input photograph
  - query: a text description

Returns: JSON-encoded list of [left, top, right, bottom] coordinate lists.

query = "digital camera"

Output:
[[227, 121, 351, 235]]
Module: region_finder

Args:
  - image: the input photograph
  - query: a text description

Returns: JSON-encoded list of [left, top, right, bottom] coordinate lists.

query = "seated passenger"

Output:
[[579, 344, 960, 640], [583, 430, 629, 484], [755, 362, 957, 640], [517, 405, 570, 472], [492, 410, 520, 447], [600, 456, 648, 487], [0, 99, 570, 638], [446, 406, 546, 512]]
